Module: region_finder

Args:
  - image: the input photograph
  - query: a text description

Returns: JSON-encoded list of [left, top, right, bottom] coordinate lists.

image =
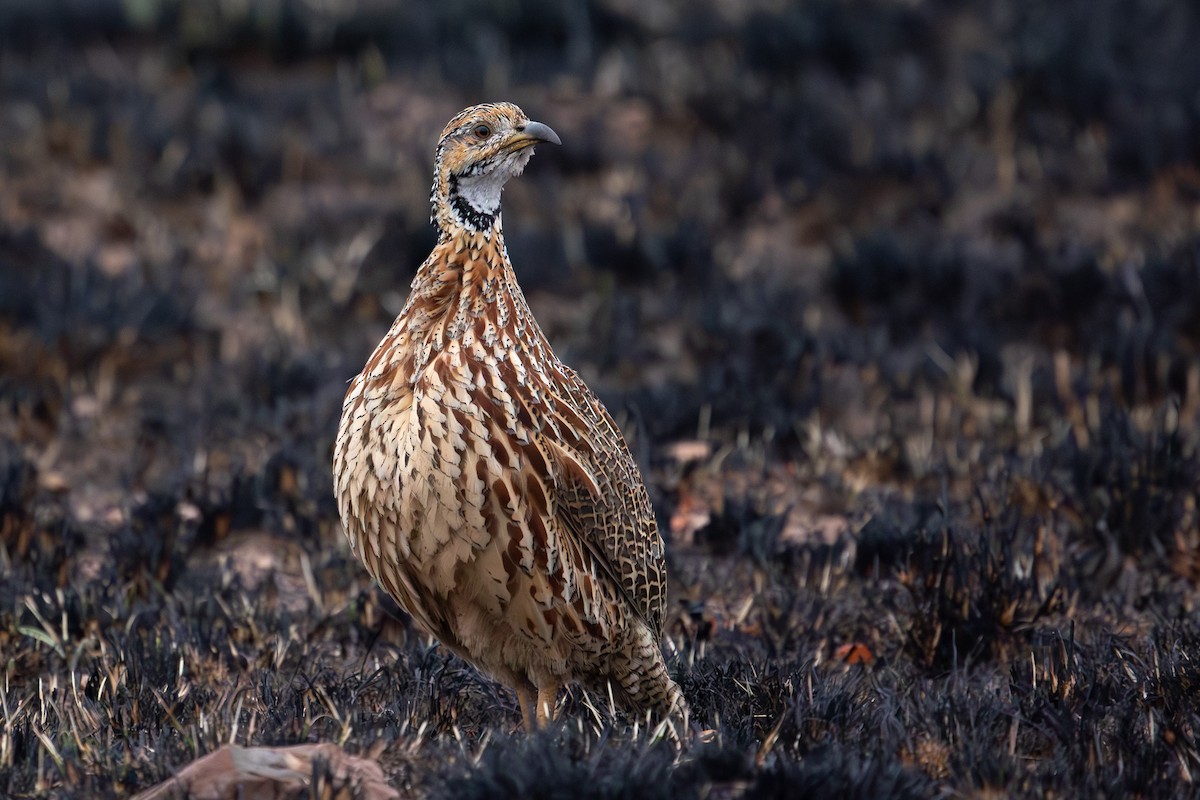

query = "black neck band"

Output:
[[447, 174, 497, 231]]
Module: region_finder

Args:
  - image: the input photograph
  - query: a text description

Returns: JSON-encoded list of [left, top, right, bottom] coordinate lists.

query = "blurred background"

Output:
[[2, 1, 1199, 795], [2, 0, 1200, 642], [3, 0, 1199, 556], [3, 0, 1198, 436]]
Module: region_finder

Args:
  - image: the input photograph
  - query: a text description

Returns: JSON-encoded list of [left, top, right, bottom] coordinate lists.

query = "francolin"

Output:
[[333, 102, 687, 732]]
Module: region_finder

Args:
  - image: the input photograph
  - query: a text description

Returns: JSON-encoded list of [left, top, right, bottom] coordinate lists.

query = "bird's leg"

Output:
[[515, 686, 537, 733], [536, 685, 557, 728]]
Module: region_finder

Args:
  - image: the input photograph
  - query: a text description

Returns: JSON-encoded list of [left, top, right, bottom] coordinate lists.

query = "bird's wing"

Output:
[[530, 370, 668, 637]]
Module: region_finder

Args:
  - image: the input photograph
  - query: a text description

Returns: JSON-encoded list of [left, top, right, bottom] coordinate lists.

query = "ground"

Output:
[[1, 1, 1199, 798]]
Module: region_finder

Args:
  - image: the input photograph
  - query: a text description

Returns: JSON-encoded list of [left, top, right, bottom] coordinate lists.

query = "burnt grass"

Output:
[[2, 1, 1200, 797]]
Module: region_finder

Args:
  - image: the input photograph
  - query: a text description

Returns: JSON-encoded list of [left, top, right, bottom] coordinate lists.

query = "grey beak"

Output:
[[522, 120, 562, 146]]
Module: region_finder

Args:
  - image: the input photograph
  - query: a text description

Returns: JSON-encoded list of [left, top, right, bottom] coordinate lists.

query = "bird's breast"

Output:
[[339, 334, 532, 573]]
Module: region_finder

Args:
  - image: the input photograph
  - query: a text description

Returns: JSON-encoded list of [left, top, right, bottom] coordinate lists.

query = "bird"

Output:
[[333, 102, 687, 734]]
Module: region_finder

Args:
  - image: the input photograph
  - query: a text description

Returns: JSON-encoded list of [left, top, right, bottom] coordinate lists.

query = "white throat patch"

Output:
[[455, 168, 508, 218], [454, 147, 534, 218]]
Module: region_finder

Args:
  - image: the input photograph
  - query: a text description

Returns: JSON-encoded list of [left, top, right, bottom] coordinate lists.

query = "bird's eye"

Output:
[[473, 124, 491, 139]]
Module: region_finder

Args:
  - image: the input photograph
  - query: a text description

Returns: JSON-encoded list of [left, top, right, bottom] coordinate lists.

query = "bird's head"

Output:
[[430, 102, 561, 235]]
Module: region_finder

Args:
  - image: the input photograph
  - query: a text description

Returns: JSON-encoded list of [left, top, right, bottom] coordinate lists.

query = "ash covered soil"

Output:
[[2, 1, 1199, 797]]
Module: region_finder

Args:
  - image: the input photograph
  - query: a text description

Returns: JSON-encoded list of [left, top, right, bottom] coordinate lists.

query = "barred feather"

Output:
[[333, 102, 686, 732]]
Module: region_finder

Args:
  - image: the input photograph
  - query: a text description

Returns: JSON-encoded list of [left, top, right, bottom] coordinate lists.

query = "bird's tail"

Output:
[[609, 629, 690, 736]]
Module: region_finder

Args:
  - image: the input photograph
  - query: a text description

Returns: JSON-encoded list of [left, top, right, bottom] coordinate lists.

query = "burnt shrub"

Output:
[[885, 503, 1061, 671], [1047, 406, 1200, 596]]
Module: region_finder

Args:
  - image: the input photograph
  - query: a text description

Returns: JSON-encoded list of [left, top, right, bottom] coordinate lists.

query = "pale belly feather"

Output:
[[336, 339, 610, 687]]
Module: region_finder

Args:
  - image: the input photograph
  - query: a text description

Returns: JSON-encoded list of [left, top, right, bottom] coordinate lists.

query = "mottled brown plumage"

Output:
[[333, 102, 686, 732]]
